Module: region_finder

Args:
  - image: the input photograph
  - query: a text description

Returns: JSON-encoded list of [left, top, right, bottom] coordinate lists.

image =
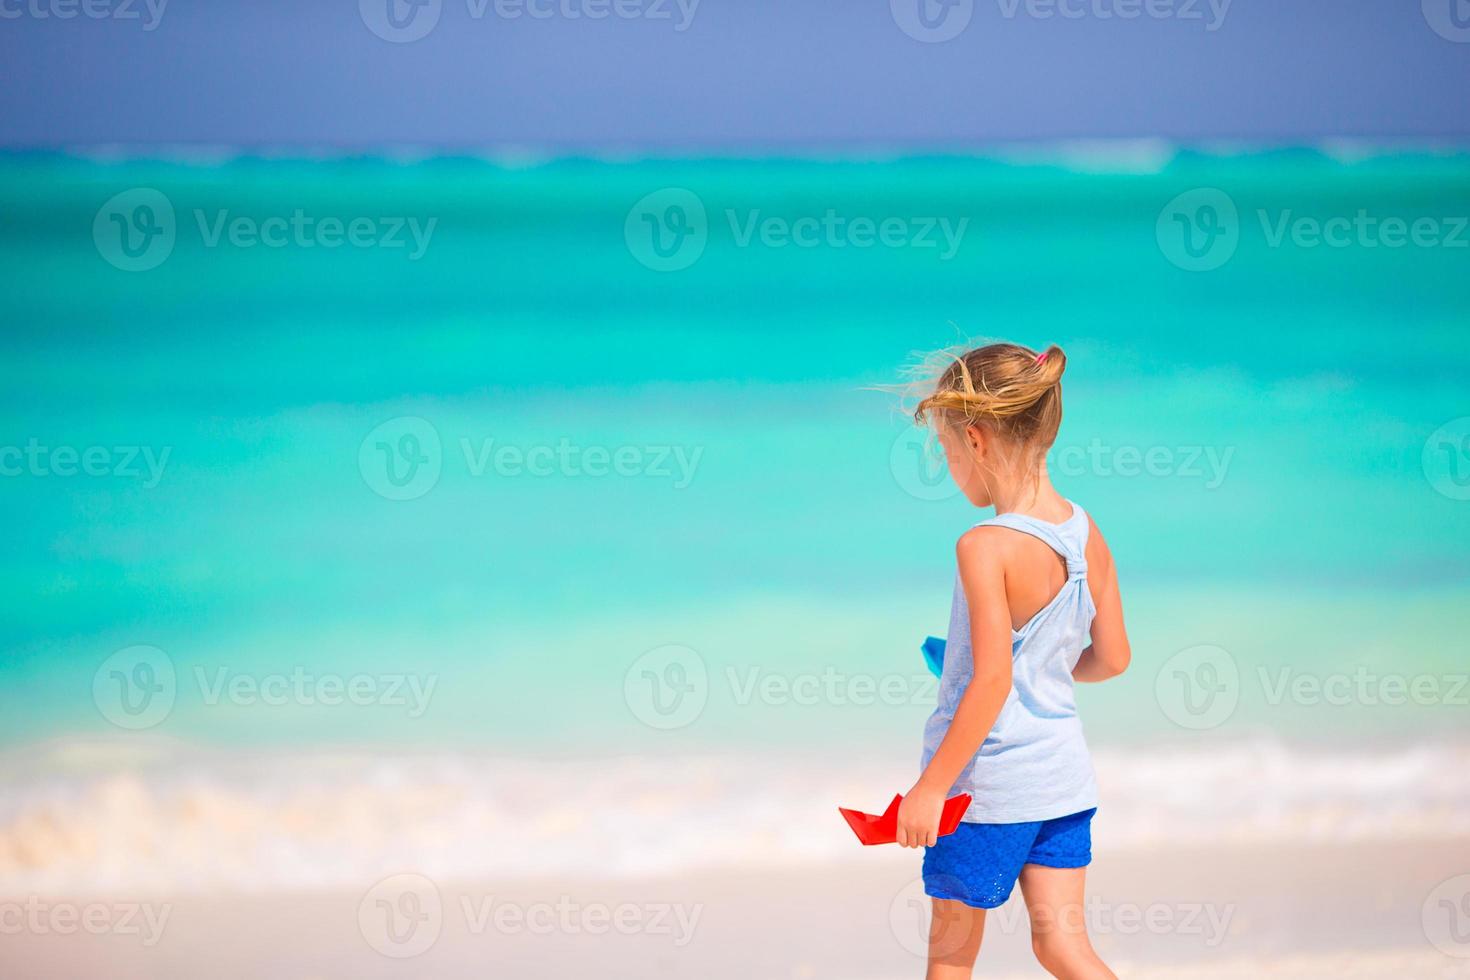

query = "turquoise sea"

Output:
[[3, 147, 1469, 749], [1, 148, 1469, 889]]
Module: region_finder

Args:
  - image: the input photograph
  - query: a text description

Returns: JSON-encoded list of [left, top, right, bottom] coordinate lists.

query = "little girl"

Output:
[[895, 342, 1131, 980]]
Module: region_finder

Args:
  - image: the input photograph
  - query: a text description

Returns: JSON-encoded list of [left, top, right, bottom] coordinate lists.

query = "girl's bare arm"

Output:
[[1073, 517, 1130, 682], [896, 527, 1015, 847]]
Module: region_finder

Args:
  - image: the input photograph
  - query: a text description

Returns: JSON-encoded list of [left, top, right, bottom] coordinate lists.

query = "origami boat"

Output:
[[838, 791, 972, 846]]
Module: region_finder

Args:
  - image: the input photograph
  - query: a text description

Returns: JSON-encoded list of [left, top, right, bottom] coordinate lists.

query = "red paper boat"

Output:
[[838, 792, 973, 846]]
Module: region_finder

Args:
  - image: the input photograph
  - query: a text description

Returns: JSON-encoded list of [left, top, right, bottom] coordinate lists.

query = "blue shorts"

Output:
[[922, 808, 1096, 909]]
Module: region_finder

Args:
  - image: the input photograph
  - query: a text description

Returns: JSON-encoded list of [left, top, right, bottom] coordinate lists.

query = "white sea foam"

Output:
[[43, 140, 1470, 169], [0, 738, 1465, 896]]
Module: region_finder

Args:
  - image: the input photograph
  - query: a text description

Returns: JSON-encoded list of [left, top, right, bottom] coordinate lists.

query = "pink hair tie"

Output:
[[1036, 352, 1049, 365]]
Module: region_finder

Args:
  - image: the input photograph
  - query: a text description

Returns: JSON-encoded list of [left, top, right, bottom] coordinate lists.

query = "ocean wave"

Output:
[[0, 738, 1466, 896], [23, 139, 1470, 170]]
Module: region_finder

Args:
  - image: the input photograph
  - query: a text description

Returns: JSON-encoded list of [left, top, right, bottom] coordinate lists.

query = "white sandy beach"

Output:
[[5, 837, 1469, 978]]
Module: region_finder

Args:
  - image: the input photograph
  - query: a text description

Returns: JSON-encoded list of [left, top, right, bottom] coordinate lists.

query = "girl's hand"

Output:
[[896, 782, 945, 848]]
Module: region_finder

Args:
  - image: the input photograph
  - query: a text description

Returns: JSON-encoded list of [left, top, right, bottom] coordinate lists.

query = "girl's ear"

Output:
[[964, 424, 985, 458]]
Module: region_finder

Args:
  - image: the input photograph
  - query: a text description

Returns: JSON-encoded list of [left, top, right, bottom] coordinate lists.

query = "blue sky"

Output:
[[2, 0, 1468, 148]]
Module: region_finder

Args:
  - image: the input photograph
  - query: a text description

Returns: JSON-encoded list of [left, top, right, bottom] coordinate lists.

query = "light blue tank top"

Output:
[[921, 501, 1099, 823]]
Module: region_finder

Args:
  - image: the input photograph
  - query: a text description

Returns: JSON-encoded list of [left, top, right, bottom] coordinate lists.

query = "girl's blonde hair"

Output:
[[915, 342, 1067, 451]]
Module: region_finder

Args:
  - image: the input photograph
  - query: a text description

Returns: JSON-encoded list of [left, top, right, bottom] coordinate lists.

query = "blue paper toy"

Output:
[[921, 636, 946, 678]]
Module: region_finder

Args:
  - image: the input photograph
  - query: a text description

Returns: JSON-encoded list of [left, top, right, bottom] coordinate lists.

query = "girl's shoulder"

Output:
[[954, 521, 1029, 560], [1083, 511, 1115, 581]]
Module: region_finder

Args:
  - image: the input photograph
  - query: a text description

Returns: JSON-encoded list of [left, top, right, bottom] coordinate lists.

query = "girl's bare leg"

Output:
[[926, 898, 985, 979], [1018, 865, 1116, 980]]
